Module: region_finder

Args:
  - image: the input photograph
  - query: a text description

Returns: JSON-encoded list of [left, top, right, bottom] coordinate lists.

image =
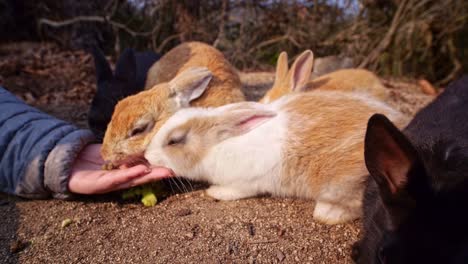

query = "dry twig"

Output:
[[38, 16, 153, 37]]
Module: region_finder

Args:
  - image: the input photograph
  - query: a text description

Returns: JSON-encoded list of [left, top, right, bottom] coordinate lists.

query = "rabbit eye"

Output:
[[167, 134, 186, 146], [167, 137, 185, 146], [130, 126, 146, 137], [129, 118, 155, 138]]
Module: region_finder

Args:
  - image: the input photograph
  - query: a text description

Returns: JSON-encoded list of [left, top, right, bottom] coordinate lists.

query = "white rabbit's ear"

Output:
[[289, 50, 314, 92], [169, 67, 213, 107], [273, 52, 289, 87], [217, 108, 277, 140]]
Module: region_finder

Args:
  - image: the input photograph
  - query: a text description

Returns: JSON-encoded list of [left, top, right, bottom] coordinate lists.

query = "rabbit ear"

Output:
[[216, 107, 277, 140], [364, 114, 427, 221], [91, 46, 113, 83], [273, 52, 289, 87], [169, 67, 213, 107], [365, 114, 417, 195], [114, 48, 137, 84], [289, 50, 314, 92]]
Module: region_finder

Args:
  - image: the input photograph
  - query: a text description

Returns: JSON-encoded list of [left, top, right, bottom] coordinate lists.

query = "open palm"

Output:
[[68, 144, 173, 195]]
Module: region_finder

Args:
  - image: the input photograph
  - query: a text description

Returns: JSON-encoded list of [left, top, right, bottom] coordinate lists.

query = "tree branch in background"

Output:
[[38, 16, 153, 37], [358, 0, 409, 68], [247, 34, 299, 55], [156, 34, 182, 53], [437, 37, 462, 86], [28, 0, 466, 83]]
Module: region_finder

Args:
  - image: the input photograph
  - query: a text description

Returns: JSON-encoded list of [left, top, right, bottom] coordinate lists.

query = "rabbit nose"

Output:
[[144, 152, 164, 167]]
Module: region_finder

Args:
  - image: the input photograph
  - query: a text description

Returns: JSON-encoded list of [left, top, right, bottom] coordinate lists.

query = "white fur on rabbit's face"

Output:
[[144, 107, 211, 179], [144, 102, 286, 199]]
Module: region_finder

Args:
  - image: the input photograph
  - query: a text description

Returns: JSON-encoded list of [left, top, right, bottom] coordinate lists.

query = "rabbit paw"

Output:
[[313, 201, 359, 225], [206, 186, 255, 201]]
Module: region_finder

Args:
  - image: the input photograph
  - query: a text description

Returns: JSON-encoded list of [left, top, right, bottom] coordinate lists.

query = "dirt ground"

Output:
[[0, 42, 436, 264]]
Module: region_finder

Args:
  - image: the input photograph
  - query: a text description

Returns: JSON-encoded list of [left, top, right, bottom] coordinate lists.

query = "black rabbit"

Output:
[[353, 75, 468, 264], [88, 47, 160, 141]]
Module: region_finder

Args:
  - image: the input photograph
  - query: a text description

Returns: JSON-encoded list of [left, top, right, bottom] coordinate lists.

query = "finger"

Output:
[[119, 164, 129, 170], [150, 166, 175, 177], [112, 167, 174, 191], [106, 164, 151, 186]]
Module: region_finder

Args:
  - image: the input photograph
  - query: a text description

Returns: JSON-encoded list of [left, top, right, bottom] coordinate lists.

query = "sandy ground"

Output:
[[0, 42, 436, 264]]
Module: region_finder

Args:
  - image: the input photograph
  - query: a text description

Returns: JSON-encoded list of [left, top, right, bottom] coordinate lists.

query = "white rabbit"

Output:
[[145, 90, 407, 224]]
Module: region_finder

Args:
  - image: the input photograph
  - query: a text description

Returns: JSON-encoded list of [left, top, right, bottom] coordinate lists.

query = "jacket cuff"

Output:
[[44, 129, 95, 199]]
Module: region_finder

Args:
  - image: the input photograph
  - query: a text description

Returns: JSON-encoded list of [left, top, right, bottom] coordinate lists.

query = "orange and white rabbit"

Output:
[[145, 89, 407, 224], [101, 42, 245, 166], [260, 50, 389, 103]]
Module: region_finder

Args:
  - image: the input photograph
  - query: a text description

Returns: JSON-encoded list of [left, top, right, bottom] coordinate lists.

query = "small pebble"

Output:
[[276, 250, 285, 262], [61, 218, 73, 228], [227, 241, 239, 255], [277, 228, 286, 237], [10, 240, 29, 253], [175, 208, 192, 217], [248, 223, 255, 236]]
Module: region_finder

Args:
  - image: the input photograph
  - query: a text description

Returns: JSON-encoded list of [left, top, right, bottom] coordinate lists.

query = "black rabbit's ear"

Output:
[[114, 48, 137, 83], [91, 46, 113, 83], [364, 115, 425, 206]]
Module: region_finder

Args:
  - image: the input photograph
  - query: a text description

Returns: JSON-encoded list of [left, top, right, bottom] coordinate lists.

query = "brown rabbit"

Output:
[[145, 88, 408, 224], [260, 50, 389, 103], [144, 41, 244, 105], [101, 42, 245, 167]]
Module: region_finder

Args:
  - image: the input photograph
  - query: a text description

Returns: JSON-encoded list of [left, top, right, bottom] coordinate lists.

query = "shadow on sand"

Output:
[[0, 194, 21, 264]]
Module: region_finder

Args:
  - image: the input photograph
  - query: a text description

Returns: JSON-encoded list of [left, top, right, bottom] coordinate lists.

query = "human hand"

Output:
[[68, 144, 173, 195]]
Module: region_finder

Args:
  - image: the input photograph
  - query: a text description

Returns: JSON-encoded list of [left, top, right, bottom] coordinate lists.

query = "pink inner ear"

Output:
[[237, 115, 274, 132], [292, 54, 313, 91]]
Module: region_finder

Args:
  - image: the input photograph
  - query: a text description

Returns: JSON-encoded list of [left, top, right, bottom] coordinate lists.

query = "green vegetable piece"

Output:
[[141, 192, 157, 207], [121, 183, 164, 206]]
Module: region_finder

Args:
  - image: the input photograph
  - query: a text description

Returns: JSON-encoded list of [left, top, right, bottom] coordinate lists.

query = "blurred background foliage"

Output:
[[1, 0, 467, 85]]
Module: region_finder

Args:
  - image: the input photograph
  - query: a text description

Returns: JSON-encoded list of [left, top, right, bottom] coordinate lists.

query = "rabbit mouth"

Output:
[[103, 153, 150, 170], [122, 155, 150, 168]]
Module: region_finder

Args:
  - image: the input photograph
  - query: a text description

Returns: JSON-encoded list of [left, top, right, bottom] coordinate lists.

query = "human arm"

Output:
[[0, 86, 171, 199]]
